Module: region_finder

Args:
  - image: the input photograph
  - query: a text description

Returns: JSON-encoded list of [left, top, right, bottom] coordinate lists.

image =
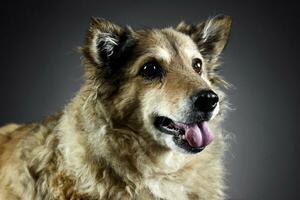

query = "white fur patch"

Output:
[[210, 102, 220, 120], [183, 44, 199, 59], [90, 31, 118, 64], [202, 19, 213, 40], [98, 32, 118, 57], [145, 177, 188, 199], [180, 35, 204, 63], [156, 47, 171, 63], [148, 47, 171, 63], [202, 18, 219, 42]]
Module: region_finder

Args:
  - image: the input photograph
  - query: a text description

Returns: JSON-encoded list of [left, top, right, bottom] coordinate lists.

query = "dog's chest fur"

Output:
[[0, 112, 225, 200], [55, 107, 225, 200]]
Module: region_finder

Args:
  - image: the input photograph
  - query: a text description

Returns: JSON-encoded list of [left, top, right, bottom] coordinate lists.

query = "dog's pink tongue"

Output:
[[185, 122, 214, 148]]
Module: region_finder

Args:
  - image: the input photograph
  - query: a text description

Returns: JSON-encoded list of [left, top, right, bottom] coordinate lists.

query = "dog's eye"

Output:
[[192, 58, 203, 74], [139, 61, 163, 80]]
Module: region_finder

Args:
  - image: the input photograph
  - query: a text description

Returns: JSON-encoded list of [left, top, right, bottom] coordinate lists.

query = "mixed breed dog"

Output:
[[0, 14, 232, 199]]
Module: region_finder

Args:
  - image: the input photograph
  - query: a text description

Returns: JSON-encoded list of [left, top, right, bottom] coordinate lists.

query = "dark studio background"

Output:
[[0, 0, 299, 199]]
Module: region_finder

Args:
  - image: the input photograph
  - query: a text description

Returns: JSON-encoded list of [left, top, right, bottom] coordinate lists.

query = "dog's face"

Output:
[[82, 16, 231, 154]]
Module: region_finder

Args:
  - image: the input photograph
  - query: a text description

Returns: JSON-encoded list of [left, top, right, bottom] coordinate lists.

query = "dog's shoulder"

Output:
[[0, 123, 25, 157], [0, 118, 61, 199], [0, 123, 21, 135]]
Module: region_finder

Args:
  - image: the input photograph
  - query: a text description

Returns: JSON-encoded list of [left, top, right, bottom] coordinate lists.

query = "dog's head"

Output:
[[81, 15, 231, 154]]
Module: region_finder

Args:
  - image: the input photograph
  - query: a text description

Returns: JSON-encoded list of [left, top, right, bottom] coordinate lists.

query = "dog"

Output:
[[0, 15, 231, 200]]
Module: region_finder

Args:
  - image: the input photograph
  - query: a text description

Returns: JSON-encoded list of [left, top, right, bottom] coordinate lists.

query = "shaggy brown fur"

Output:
[[0, 15, 231, 200]]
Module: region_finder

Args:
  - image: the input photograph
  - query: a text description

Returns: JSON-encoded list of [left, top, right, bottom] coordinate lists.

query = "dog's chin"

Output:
[[153, 116, 214, 154]]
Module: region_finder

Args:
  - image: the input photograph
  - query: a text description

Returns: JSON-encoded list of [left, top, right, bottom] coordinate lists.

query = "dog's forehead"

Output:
[[162, 28, 200, 58], [136, 28, 201, 63]]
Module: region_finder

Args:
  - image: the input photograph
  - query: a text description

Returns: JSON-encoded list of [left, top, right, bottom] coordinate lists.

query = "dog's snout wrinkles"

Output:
[[194, 90, 219, 112]]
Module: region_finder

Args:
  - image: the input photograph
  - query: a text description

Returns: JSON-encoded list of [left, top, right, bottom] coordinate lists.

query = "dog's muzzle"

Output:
[[154, 90, 219, 153]]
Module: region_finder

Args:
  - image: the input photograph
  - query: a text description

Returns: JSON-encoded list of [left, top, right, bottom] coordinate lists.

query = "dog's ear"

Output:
[[82, 18, 136, 74], [177, 15, 231, 61]]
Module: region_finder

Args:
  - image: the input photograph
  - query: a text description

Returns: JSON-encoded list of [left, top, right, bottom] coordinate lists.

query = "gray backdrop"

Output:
[[0, 0, 299, 199]]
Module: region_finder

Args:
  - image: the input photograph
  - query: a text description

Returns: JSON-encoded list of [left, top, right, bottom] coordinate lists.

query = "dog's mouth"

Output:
[[154, 116, 214, 153]]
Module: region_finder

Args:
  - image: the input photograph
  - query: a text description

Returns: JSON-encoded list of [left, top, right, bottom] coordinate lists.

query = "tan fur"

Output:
[[0, 16, 231, 199]]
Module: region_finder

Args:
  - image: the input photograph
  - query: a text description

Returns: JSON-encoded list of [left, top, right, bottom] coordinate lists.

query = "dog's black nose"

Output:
[[194, 90, 219, 112]]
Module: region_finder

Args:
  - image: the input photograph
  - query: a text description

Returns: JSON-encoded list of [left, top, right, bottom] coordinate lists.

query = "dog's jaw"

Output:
[[153, 116, 215, 153]]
